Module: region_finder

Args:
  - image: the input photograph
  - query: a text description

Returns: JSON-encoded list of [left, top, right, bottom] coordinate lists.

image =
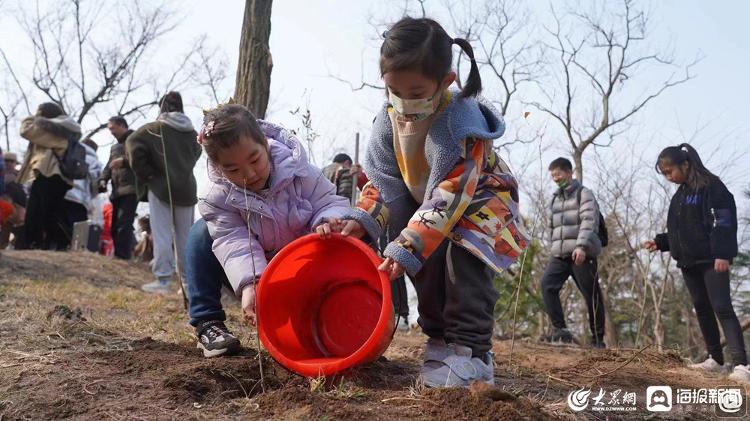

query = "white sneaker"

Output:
[[141, 279, 171, 295], [396, 317, 410, 331], [688, 357, 726, 374], [728, 365, 750, 383]]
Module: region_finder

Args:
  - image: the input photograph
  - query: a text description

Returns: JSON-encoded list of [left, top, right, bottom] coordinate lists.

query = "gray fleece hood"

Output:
[[158, 112, 195, 132]]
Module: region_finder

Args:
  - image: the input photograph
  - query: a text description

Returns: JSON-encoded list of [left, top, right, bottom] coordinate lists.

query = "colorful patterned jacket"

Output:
[[344, 91, 528, 276]]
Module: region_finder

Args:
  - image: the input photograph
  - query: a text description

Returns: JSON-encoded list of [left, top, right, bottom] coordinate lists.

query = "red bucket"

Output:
[[256, 233, 394, 377]]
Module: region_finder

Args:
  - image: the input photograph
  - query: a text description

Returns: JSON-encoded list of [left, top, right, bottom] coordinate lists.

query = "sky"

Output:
[[1, 0, 748, 215]]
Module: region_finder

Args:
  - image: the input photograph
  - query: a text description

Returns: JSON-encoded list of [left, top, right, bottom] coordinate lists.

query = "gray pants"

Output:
[[148, 190, 194, 281], [414, 240, 498, 356]]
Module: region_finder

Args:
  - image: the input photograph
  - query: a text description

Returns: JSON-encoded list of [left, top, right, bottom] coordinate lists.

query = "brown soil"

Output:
[[0, 250, 745, 420]]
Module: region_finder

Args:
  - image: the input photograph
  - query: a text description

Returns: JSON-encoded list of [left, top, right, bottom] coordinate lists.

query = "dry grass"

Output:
[[1, 250, 737, 420]]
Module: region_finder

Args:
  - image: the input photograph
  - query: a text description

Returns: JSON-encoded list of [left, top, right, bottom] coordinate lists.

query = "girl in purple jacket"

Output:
[[185, 104, 351, 357]]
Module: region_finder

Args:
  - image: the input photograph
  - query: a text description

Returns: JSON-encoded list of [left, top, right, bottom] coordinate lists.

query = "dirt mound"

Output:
[[423, 386, 550, 421], [1, 250, 747, 420]]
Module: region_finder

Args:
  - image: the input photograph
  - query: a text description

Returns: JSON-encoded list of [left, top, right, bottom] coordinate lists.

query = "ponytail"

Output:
[[655, 143, 718, 189], [452, 38, 482, 98], [380, 17, 482, 98]]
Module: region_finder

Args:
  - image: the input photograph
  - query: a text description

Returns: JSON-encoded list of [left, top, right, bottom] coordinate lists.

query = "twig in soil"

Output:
[[540, 375, 551, 402], [220, 389, 239, 396], [546, 374, 580, 388], [223, 370, 250, 399], [381, 396, 438, 406], [243, 402, 260, 411], [508, 248, 531, 365], [47, 332, 65, 340], [0, 364, 21, 369], [8, 350, 54, 363], [580, 344, 652, 380], [83, 379, 103, 395], [246, 379, 265, 397]]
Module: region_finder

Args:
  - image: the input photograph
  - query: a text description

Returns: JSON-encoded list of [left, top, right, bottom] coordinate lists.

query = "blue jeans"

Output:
[[186, 218, 231, 326]]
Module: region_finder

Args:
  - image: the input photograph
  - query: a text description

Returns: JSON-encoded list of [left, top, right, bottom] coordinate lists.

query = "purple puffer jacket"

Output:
[[198, 121, 351, 296]]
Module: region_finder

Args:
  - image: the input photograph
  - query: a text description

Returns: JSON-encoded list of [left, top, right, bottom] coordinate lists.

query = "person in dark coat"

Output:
[[643, 143, 748, 383], [98, 116, 138, 259]]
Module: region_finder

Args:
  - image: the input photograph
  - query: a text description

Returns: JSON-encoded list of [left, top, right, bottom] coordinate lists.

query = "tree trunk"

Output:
[[573, 148, 584, 182], [234, 0, 273, 118]]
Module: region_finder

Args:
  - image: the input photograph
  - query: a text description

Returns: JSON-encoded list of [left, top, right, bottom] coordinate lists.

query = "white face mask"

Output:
[[388, 90, 439, 117]]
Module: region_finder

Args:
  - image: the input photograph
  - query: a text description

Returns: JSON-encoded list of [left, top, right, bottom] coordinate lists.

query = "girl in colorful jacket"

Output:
[[340, 17, 528, 387], [185, 104, 351, 358], [643, 143, 749, 383]]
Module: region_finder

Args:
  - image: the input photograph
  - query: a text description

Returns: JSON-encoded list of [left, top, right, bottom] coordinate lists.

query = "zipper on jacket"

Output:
[[710, 207, 717, 228]]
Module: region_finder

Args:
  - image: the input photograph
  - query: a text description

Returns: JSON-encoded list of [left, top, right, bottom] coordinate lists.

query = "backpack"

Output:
[[552, 187, 609, 247], [56, 138, 89, 180]]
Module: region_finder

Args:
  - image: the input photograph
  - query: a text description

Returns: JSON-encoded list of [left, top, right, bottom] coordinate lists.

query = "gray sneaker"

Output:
[[423, 337, 450, 363], [688, 357, 727, 374], [141, 279, 171, 295], [419, 343, 494, 388]]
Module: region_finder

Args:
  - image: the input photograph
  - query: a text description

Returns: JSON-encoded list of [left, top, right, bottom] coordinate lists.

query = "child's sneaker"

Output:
[[419, 343, 494, 388], [423, 337, 450, 363], [728, 364, 750, 383], [196, 320, 241, 357], [688, 357, 726, 374], [141, 279, 171, 295]]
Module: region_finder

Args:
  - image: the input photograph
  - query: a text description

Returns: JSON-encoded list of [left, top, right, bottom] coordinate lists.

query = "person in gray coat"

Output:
[[540, 157, 606, 348]]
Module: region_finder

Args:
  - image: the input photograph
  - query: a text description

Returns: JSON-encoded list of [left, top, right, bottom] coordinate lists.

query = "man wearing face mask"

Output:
[[540, 157, 607, 348]]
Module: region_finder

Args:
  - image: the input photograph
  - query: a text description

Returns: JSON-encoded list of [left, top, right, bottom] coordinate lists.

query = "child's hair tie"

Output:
[[197, 120, 215, 145], [680, 146, 689, 153]]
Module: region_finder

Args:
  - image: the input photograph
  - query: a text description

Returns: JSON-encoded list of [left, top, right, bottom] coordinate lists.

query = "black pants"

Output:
[[541, 256, 605, 342], [414, 240, 498, 356], [60, 201, 88, 250], [111, 194, 137, 259], [22, 175, 71, 250], [682, 263, 748, 366]]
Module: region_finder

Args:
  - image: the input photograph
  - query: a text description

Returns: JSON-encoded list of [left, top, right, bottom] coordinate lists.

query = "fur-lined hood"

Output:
[[32, 115, 82, 141]]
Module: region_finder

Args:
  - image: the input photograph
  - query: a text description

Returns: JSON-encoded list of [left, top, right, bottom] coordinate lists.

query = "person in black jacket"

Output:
[[643, 143, 748, 383], [98, 116, 137, 259]]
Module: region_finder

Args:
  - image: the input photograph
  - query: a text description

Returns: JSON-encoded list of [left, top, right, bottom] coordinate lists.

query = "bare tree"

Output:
[[528, 0, 698, 182], [234, 0, 273, 118], [11, 0, 206, 139], [450, 0, 543, 117], [190, 37, 230, 107], [0, 49, 32, 151], [0, 96, 22, 151]]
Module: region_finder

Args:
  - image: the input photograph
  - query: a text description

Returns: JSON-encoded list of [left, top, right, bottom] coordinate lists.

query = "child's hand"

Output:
[[315, 220, 338, 239], [340, 220, 366, 239], [572, 248, 587, 266], [715, 259, 730, 273], [109, 157, 124, 169], [241, 285, 257, 326], [379, 257, 405, 280], [642, 240, 658, 252]]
